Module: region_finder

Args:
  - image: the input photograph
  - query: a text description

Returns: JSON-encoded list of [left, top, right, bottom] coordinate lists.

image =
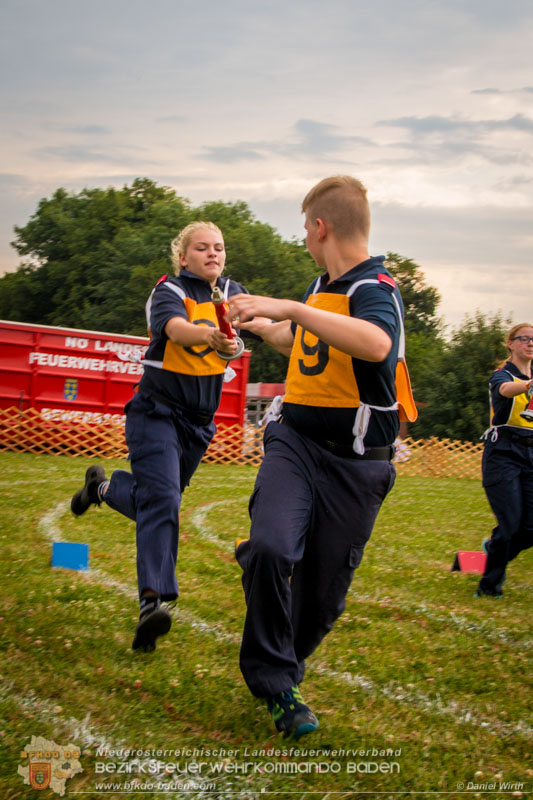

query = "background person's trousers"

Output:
[[237, 421, 396, 698], [104, 392, 215, 601], [479, 437, 533, 593]]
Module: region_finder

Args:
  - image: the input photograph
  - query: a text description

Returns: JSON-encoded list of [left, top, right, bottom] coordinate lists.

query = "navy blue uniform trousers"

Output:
[[104, 392, 215, 600], [479, 434, 533, 593], [237, 421, 396, 698]]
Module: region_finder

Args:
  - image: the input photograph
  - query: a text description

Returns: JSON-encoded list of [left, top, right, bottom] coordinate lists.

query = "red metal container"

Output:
[[0, 320, 250, 426]]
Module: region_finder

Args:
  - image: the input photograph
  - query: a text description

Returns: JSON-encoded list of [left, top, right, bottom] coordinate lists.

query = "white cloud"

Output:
[[0, 0, 532, 331]]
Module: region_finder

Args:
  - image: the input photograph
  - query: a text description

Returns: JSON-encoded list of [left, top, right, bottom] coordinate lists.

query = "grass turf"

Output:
[[0, 451, 531, 799]]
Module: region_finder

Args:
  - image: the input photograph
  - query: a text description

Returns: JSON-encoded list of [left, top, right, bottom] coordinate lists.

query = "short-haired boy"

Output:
[[228, 176, 410, 738]]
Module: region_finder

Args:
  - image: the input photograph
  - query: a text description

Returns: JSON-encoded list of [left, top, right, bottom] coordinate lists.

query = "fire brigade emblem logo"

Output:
[[18, 735, 83, 796], [64, 379, 78, 401], [29, 762, 52, 790]]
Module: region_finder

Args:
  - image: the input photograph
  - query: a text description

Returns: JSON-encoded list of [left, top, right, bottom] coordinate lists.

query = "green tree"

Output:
[[384, 253, 445, 416], [411, 312, 510, 443], [4, 179, 191, 333], [1, 181, 447, 389], [0, 180, 319, 381], [385, 252, 441, 337]]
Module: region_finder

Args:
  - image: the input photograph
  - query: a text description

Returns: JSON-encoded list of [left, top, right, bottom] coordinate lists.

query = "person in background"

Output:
[[70, 222, 249, 651], [476, 323, 533, 598]]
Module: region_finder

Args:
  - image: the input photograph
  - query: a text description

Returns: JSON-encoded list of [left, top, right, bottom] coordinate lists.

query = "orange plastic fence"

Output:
[[0, 406, 127, 459], [0, 406, 484, 479]]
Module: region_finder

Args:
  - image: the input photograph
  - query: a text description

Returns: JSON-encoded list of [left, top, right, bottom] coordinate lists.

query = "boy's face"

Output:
[[179, 228, 226, 286]]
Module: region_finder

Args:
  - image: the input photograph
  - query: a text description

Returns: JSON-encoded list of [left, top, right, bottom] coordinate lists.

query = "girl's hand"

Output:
[[206, 327, 238, 355]]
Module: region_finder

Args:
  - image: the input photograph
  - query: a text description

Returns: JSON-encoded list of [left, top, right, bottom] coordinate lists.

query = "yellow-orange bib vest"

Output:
[[285, 277, 417, 424], [143, 280, 228, 376], [489, 371, 533, 430], [285, 292, 360, 407]]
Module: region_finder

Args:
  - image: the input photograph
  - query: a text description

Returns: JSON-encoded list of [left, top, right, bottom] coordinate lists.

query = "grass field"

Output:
[[0, 451, 531, 800]]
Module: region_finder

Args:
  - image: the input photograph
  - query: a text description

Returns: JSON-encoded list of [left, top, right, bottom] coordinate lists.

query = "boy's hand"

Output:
[[234, 315, 273, 337], [227, 294, 296, 323]]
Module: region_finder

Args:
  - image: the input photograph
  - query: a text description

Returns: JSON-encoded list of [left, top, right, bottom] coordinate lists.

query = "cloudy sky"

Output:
[[1, 0, 532, 330]]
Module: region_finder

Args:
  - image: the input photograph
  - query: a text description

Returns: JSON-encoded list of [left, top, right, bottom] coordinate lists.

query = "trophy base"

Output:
[[520, 408, 533, 422], [216, 336, 245, 362]]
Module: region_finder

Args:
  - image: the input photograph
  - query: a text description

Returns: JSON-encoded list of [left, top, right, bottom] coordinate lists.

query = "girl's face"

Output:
[[508, 326, 533, 362], [179, 228, 226, 287]]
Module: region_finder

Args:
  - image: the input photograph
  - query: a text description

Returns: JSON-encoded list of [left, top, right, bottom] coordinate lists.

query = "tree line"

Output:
[[0, 178, 510, 443]]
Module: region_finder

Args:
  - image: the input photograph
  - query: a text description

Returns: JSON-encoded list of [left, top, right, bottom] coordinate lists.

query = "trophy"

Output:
[[211, 286, 245, 361]]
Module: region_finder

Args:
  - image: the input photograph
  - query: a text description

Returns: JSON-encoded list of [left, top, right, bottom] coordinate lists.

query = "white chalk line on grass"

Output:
[[0, 674, 117, 754], [38, 501, 531, 738], [315, 666, 532, 738], [0, 677, 240, 800], [191, 499, 532, 653], [189, 497, 249, 553], [39, 500, 237, 645], [191, 500, 532, 653], [349, 590, 533, 652]]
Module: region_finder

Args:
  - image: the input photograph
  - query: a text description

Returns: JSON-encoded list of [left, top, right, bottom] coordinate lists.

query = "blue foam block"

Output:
[[52, 542, 89, 571]]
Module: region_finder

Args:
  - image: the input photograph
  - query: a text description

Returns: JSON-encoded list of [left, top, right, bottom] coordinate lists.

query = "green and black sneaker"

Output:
[[266, 686, 319, 739]]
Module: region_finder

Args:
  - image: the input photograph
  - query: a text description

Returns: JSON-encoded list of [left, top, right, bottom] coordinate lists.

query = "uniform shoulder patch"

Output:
[[377, 273, 396, 289]]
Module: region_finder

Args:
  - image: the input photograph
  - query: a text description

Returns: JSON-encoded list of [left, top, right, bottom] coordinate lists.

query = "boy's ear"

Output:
[[316, 217, 327, 241]]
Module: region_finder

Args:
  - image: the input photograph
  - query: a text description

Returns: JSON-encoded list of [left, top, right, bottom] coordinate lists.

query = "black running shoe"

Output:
[[474, 587, 503, 598], [132, 605, 172, 652], [266, 686, 319, 739], [71, 465, 107, 516]]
